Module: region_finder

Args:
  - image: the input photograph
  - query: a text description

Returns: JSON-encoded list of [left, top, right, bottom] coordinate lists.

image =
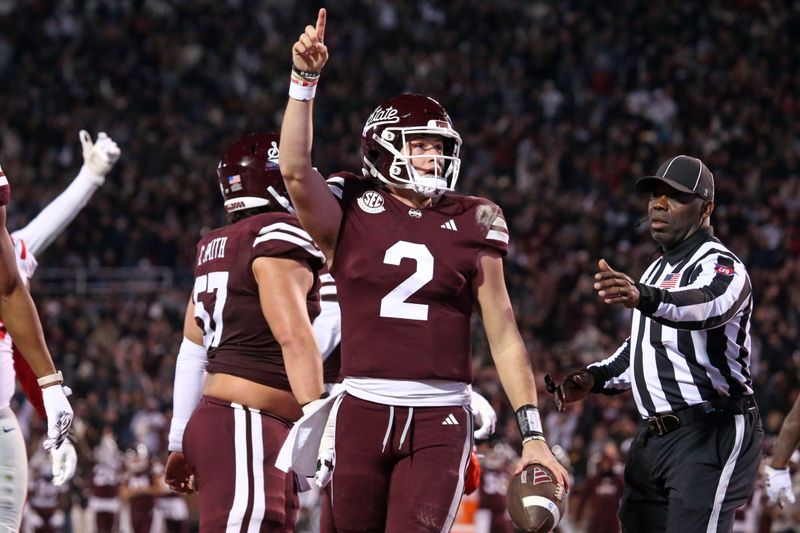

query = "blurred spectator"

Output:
[[575, 442, 625, 533]]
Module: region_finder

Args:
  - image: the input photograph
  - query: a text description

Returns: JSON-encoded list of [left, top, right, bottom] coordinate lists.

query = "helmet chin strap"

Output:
[[404, 153, 449, 197], [267, 186, 295, 214], [410, 174, 447, 198]]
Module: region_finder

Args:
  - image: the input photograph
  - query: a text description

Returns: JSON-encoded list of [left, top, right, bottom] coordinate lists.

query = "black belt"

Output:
[[645, 395, 758, 437]]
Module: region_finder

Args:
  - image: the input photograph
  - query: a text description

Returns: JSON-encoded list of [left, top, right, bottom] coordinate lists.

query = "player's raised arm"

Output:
[[279, 8, 342, 260], [12, 130, 120, 256], [0, 203, 72, 451]]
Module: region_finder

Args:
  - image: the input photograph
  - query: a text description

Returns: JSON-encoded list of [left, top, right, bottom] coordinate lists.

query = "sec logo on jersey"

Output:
[[357, 190, 386, 214]]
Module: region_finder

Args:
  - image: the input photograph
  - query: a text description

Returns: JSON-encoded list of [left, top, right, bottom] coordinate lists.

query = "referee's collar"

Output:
[[662, 226, 716, 263]]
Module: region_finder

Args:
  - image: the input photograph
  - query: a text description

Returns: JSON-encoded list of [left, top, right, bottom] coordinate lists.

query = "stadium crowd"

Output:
[[1, 0, 798, 530]]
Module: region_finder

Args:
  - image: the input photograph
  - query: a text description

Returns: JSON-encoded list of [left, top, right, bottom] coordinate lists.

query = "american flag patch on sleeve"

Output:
[[659, 273, 679, 288]]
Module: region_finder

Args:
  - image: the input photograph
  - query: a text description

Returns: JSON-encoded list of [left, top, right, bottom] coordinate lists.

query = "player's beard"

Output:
[[411, 174, 447, 198]]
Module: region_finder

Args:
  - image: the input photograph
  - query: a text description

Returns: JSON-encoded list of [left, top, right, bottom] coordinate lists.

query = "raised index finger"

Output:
[[316, 8, 326, 43]]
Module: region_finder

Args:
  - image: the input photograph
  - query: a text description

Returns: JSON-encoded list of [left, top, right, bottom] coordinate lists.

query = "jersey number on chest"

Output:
[[379, 241, 434, 321], [193, 272, 229, 347]]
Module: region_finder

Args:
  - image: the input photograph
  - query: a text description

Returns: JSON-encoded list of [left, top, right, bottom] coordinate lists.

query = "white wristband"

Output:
[[168, 418, 188, 453], [38, 371, 64, 387], [289, 80, 317, 101]]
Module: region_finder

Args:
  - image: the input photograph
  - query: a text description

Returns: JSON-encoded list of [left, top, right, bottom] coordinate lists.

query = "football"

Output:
[[507, 464, 566, 532]]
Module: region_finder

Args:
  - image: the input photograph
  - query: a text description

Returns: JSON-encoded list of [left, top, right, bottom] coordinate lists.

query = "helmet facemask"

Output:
[[364, 121, 462, 198]]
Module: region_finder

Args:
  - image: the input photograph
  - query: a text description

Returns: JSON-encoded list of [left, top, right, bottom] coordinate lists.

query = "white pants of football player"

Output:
[[0, 406, 27, 532]]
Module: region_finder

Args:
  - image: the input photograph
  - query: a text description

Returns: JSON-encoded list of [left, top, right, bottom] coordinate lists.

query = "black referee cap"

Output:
[[636, 155, 714, 201]]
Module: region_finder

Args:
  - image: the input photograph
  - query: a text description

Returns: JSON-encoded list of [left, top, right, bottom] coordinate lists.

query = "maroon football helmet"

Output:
[[361, 93, 462, 198], [217, 133, 292, 214]]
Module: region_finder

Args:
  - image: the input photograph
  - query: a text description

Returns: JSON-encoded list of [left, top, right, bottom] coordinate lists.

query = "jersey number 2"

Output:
[[380, 241, 433, 321], [193, 272, 229, 347]]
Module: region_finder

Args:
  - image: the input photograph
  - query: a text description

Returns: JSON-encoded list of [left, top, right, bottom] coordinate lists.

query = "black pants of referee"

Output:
[[619, 397, 763, 533]]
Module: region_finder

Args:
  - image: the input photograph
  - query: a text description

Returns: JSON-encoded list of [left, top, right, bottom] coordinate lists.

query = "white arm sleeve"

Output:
[[168, 338, 208, 452], [313, 299, 341, 361], [11, 166, 104, 256]]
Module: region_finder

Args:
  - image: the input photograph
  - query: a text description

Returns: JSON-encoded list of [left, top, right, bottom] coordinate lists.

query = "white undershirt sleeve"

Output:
[[168, 338, 208, 453], [313, 299, 341, 361], [11, 166, 104, 256]]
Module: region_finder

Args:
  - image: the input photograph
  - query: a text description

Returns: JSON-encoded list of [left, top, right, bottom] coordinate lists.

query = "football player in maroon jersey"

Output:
[[164, 133, 326, 532], [279, 9, 569, 532], [122, 443, 159, 533], [476, 442, 518, 533], [88, 429, 124, 533], [25, 446, 70, 533]]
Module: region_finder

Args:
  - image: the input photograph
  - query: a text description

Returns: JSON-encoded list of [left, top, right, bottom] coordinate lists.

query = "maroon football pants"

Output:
[[129, 496, 154, 533], [329, 394, 473, 532], [95, 511, 116, 533], [183, 395, 298, 532]]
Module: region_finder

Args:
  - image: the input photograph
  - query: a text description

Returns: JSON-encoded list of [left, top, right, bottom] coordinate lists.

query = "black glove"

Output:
[[545, 371, 595, 412]]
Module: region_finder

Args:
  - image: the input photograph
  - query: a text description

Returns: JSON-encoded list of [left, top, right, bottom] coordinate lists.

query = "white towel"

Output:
[[276, 391, 340, 477]]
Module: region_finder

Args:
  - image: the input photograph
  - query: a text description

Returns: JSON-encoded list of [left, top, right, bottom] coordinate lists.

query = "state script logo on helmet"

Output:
[[361, 93, 462, 198], [217, 132, 293, 214]]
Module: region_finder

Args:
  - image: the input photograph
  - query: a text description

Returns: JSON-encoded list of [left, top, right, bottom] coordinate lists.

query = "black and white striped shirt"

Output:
[[586, 228, 754, 419]]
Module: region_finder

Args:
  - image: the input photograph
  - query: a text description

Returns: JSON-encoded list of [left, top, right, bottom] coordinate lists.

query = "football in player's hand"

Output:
[[507, 464, 566, 532]]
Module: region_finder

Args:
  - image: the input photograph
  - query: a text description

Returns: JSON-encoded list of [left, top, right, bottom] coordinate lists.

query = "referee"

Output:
[[550, 155, 762, 533]]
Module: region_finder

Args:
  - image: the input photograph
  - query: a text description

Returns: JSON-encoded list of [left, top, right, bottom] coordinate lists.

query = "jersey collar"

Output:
[[662, 226, 717, 263]]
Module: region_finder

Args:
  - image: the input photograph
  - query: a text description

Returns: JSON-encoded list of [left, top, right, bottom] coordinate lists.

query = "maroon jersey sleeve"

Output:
[[249, 214, 325, 268], [0, 165, 8, 206], [325, 172, 358, 205], [473, 199, 509, 257]]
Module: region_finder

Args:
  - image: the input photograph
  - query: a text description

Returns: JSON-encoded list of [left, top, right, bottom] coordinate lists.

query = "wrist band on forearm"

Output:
[[37, 371, 64, 387], [522, 434, 547, 444], [291, 65, 321, 82], [515, 404, 545, 441], [289, 67, 319, 101]]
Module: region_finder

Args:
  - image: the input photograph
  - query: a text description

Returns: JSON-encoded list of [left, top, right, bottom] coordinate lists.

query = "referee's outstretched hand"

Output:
[[547, 370, 594, 412], [594, 258, 640, 308]]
